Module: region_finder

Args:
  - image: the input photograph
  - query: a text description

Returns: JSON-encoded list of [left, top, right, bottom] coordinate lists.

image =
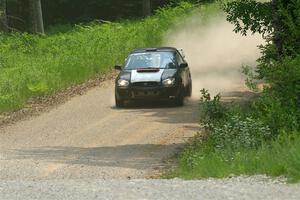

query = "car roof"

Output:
[[130, 47, 178, 54]]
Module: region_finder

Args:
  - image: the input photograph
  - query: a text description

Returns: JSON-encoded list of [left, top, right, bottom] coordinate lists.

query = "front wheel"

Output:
[[115, 95, 125, 108], [185, 81, 192, 97], [175, 89, 184, 107]]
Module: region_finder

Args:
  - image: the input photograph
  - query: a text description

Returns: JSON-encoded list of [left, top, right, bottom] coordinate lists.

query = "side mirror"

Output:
[[179, 63, 188, 68], [114, 65, 122, 71]]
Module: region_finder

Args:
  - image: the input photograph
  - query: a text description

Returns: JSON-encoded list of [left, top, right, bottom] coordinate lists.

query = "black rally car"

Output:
[[114, 47, 192, 107]]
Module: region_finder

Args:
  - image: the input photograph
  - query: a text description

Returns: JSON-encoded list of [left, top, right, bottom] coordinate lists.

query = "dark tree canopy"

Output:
[[5, 0, 175, 31], [3, 0, 213, 32], [0, 0, 8, 31]]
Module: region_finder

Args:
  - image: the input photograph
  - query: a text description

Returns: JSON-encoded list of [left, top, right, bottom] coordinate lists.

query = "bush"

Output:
[[199, 89, 271, 151], [253, 56, 300, 135], [199, 88, 227, 127], [172, 89, 299, 182], [210, 115, 271, 150], [252, 92, 299, 136]]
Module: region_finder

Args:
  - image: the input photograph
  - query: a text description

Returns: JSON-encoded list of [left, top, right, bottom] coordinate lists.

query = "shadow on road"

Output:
[[111, 98, 195, 109], [6, 144, 184, 170], [110, 98, 200, 125]]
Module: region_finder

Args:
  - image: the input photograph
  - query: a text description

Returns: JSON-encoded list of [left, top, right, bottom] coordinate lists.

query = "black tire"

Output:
[[175, 88, 184, 107], [115, 95, 125, 108], [185, 81, 192, 97]]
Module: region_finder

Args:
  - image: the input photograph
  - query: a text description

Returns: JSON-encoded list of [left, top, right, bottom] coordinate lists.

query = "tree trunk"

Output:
[[271, 0, 283, 57], [0, 0, 8, 32], [29, 0, 44, 33], [142, 0, 152, 17]]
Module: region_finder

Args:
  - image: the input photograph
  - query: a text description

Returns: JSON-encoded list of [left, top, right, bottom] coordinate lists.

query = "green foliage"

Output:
[[241, 65, 259, 92], [252, 56, 300, 136], [253, 91, 299, 136], [199, 90, 271, 150], [200, 88, 227, 126], [172, 88, 299, 181], [199, 90, 271, 151], [225, 0, 300, 136], [225, 0, 300, 59], [0, 2, 195, 112], [210, 115, 271, 151], [175, 131, 300, 182], [224, 0, 273, 36]]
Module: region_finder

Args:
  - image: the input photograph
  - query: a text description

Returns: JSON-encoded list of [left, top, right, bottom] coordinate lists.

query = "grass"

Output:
[[172, 131, 300, 182], [0, 2, 196, 112], [169, 88, 300, 182]]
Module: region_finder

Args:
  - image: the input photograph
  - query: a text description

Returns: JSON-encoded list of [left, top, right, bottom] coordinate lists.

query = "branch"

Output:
[[224, 0, 273, 36]]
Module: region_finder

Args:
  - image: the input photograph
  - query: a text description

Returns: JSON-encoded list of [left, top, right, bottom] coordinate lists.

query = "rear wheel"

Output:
[[115, 95, 125, 108]]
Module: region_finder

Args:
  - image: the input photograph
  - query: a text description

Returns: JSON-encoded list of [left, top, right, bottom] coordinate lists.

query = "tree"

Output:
[[225, 0, 300, 60], [142, 0, 152, 17], [29, 0, 44, 33], [225, 0, 300, 136], [0, 0, 7, 32]]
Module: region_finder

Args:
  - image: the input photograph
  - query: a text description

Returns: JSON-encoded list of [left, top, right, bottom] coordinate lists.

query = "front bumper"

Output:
[[116, 84, 181, 100]]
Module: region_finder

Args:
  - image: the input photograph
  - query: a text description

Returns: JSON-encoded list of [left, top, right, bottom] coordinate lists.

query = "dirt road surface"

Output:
[[1, 80, 300, 200], [0, 80, 199, 180]]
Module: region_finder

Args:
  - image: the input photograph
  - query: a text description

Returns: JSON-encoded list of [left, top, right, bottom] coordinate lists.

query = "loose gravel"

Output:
[[1, 178, 300, 200]]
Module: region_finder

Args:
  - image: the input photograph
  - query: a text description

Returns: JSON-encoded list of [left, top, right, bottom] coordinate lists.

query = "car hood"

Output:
[[130, 69, 177, 83]]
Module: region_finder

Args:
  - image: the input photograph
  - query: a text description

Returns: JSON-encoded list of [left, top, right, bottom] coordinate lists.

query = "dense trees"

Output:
[[142, 0, 152, 16], [2, 0, 173, 32], [0, 0, 7, 32], [2, 0, 214, 33]]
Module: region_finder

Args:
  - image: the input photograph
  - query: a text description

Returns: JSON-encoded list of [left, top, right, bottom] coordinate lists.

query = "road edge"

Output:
[[0, 71, 117, 129]]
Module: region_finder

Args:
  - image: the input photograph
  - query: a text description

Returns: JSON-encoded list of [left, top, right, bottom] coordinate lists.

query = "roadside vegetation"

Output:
[[171, 0, 300, 182], [0, 2, 195, 112]]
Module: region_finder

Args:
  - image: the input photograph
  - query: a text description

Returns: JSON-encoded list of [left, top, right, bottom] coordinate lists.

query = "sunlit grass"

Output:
[[172, 132, 300, 183]]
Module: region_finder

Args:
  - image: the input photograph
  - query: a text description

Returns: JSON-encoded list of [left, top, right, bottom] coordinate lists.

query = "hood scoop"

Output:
[[131, 68, 165, 83], [137, 68, 160, 73]]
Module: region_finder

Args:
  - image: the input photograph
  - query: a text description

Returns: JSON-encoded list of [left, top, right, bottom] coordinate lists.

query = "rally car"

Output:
[[114, 47, 192, 107]]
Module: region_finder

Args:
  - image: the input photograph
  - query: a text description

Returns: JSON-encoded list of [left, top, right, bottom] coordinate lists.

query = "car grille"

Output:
[[132, 82, 160, 87]]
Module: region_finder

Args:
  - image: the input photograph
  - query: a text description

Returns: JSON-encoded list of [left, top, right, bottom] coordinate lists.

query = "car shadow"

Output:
[[111, 98, 200, 125]]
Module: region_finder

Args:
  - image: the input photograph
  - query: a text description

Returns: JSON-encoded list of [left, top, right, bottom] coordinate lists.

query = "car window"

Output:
[[125, 52, 177, 70]]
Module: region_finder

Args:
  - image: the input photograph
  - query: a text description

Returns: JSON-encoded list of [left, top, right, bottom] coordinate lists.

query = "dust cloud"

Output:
[[164, 15, 264, 98]]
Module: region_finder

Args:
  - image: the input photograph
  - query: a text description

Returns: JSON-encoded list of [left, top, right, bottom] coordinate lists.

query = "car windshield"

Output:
[[124, 52, 177, 70]]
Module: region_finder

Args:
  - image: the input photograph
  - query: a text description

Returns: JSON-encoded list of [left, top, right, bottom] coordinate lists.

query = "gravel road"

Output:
[[0, 80, 199, 180], [1, 178, 300, 200], [1, 81, 300, 199]]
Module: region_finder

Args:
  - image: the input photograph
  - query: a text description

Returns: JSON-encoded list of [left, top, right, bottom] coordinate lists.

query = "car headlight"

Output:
[[162, 78, 175, 86], [117, 79, 129, 87]]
